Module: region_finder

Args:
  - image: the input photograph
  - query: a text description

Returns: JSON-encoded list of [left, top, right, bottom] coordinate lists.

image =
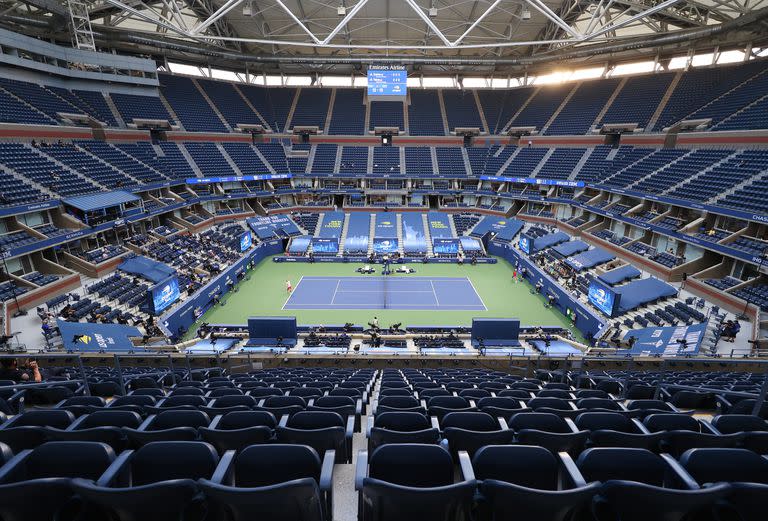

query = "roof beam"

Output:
[[583, 0, 685, 41], [321, 0, 368, 45], [452, 0, 504, 46], [99, 0, 188, 36], [189, 0, 243, 35], [523, 0, 582, 38], [274, 0, 321, 44], [16, 0, 67, 16], [403, 0, 452, 46]]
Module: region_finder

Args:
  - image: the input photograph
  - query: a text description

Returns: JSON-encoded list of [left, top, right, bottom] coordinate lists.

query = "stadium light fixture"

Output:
[[522, 7, 531, 20]]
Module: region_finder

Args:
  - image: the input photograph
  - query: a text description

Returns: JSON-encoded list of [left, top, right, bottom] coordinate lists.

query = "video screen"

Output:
[[519, 235, 532, 254], [311, 238, 339, 254], [150, 276, 180, 314], [588, 280, 619, 317], [368, 66, 407, 97], [373, 238, 398, 254], [240, 231, 253, 252], [433, 238, 459, 254]]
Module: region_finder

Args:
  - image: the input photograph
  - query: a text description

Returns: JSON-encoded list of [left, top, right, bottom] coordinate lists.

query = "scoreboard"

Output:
[[367, 65, 407, 98]]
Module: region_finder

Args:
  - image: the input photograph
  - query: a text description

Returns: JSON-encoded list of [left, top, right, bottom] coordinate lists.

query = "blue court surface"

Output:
[[283, 276, 486, 311]]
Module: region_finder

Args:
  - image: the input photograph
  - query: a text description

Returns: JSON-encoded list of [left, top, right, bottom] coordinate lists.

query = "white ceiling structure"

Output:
[[1, 0, 767, 74]]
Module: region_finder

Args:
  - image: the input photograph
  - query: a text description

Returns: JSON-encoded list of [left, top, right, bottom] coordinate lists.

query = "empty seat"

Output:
[[476, 396, 525, 418], [576, 398, 624, 412], [366, 411, 440, 453], [2, 410, 75, 430], [25, 386, 75, 406], [168, 387, 205, 396], [55, 396, 106, 417], [458, 389, 492, 400], [199, 444, 334, 521], [508, 412, 588, 455], [290, 387, 325, 401], [625, 384, 657, 400], [90, 381, 123, 397], [48, 410, 143, 451], [201, 394, 258, 416], [257, 396, 307, 417], [308, 395, 362, 432], [679, 448, 768, 521], [710, 414, 768, 453], [497, 389, 534, 400], [125, 410, 211, 446], [276, 411, 352, 463], [247, 388, 285, 399], [576, 447, 731, 521], [417, 388, 452, 399], [643, 413, 740, 456], [375, 396, 426, 416], [106, 395, 156, 414], [0, 441, 116, 521], [625, 399, 679, 415], [147, 395, 207, 413], [463, 445, 599, 521], [440, 412, 514, 458], [330, 386, 369, 406], [537, 390, 575, 399], [574, 390, 612, 399], [129, 388, 166, 398], [427, 396, 476, 421], [527, 397, 577, 413], [575, 412, 663, 450], [355, 444, 476, 521], [71, 441, 221, 521], [199, 411, 276, 453]]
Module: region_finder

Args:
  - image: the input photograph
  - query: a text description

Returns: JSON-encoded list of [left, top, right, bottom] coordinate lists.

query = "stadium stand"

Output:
[[408, 90, 445, 135], [2, 20, 768, 521], [159, 74, 228, 132]]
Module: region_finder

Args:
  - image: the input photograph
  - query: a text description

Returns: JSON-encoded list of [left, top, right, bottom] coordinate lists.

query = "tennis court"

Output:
[[283, 276, 487, 311]]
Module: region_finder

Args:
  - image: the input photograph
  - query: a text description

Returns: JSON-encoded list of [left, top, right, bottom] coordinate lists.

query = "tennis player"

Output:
[[285, 280, 292, 293]]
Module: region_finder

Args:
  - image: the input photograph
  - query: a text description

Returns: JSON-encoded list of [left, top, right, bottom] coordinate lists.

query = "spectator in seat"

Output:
[[0, 358, 41, 383]]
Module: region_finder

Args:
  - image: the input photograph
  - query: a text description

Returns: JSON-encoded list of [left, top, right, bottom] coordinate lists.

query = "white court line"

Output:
[[430, 280, 441, 307], [334, 290, 434, 293], [280, 275, 305, 311], [283, 304, 487, 309], [330, 279, 341, 305], [464, 276, 488, 311]]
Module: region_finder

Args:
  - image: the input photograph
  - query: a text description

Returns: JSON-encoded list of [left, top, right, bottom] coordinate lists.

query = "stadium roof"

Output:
[[1, 0, 767, 74]]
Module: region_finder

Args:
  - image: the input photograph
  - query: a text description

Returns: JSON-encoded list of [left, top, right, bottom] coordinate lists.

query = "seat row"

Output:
[[366, 410, 768, 457], [0, 408, 356, 462], [1, 439, 765, 521]]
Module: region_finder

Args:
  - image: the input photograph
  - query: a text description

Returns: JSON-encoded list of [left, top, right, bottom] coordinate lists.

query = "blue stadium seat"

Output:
[[199, 444, 334, 521], [71, 441, 220, 521], [355, 443, 476, 521]]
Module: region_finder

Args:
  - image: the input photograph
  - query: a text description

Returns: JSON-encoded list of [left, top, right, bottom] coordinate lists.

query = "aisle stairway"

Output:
[[338, 212, 350, 256], [368, 213, 377, 255], [422, 213, 433, 256]]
